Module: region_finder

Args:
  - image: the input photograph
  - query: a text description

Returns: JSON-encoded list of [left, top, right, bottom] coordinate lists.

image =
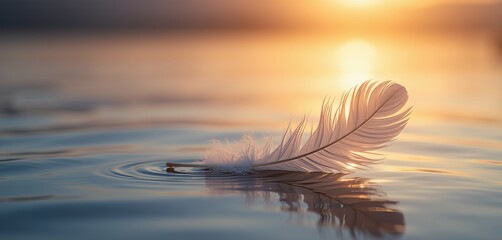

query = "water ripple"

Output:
[[97, 159, 242, 185]]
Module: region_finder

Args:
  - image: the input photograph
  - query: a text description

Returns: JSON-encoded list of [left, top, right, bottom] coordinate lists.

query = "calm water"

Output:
[[0, 32, 501, 239]]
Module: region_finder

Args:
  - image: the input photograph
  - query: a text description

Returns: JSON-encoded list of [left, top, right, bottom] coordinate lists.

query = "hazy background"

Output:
[[1, 0, 501, 122]]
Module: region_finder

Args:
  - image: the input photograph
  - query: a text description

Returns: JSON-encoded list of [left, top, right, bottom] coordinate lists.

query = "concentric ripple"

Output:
[[97, 158, 249, 187]]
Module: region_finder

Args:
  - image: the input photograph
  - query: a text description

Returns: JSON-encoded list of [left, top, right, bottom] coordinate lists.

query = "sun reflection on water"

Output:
[[336, 39, 377, 89]]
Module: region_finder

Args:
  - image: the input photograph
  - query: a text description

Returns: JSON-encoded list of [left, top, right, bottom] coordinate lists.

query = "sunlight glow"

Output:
[[336, 39, 377, 88], [351, 0, 376, 5], [337, 0, 378, 7]]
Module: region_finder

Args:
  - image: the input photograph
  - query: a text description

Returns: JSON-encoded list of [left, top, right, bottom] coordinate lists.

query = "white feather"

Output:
[[173, 80, 411, 173]]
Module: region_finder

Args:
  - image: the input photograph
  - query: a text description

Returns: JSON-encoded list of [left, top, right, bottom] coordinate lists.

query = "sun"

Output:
[[335, 39, 377, 88]]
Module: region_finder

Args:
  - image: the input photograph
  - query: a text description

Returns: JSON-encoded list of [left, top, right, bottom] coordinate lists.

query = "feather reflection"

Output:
[[204, 171, 405, 238]]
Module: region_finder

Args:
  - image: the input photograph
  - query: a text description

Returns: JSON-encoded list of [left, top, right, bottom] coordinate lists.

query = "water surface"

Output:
[[0, 32, 501, 239]]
